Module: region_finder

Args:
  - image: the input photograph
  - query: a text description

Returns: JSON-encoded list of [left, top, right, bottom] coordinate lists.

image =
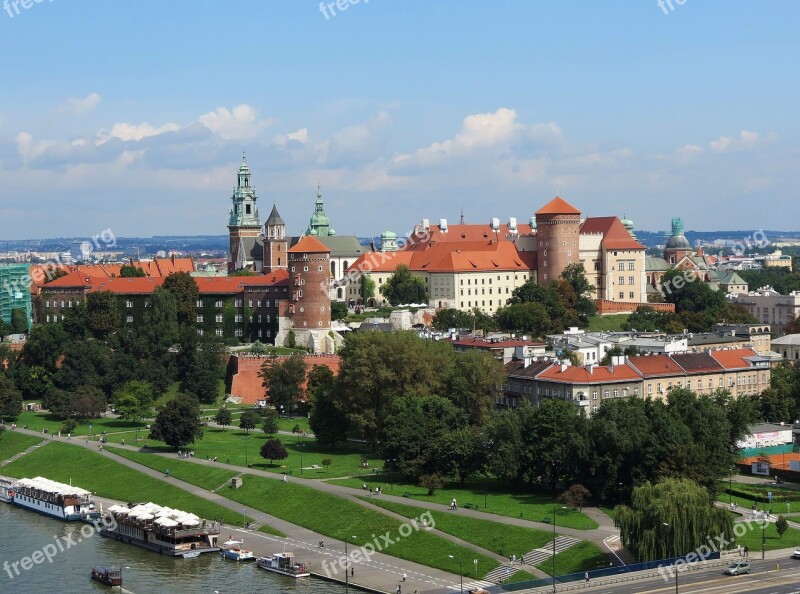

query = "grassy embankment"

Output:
[[331, 475, 598, 530], [0, 429, 45, 461], [108, 447, 499, 576], [0, 441, 281, 533]]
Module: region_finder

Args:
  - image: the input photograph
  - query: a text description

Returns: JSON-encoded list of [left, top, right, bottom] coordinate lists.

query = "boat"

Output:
[[12, 477, 96, 521], [90, 566, 122, 586], [181, 551, 201, 559], [257, 552, 310, 578], [100, 502, 220, 557], [220, 538, 255, 562], [0, 476, 15, 503]]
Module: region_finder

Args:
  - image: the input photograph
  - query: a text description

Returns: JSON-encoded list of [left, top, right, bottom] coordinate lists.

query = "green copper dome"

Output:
[[381, 229, 397, 240]]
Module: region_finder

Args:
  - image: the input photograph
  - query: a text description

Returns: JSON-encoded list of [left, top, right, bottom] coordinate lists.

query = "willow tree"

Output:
[[615, 478, 734, 561]]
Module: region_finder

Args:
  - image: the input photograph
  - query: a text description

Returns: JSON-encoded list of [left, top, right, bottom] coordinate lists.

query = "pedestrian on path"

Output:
[[402, 572, 406, 581], [350, 566, 354, 578], [744, 546, 749, 557], [585, 571, 589, 583]]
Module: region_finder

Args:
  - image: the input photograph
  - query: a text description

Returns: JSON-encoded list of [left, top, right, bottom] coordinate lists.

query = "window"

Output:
[[629, 292, 635, 299], [604, 390, 610, 399], [592, 391, 598, 400], [216, 300, 224, 308], [613, 389, 618, 398], [303, 266, 308, 272], [634, 387, 640, 396], [628, 261, 635, 270], [216, 314, 223, 323], [248, 300, 253, 308], [216, 328, 223, 337], [618, 276, 625, 285], [619, 292, 624, 299], [235, 315, 243, 323], [628, 276, 635, 285], [618, 262, 625, 271], [126, 315, 133, 323], [647, 384, 652, 395], [196, 315, 204, 323], [126, 300, 134, 308]]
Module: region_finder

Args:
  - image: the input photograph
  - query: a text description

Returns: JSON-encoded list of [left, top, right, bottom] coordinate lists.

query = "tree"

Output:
[[262, 410, 279, 436], [359, 275, 375, 304], [624, 306, 684, 334], [381, 265, 428, 306], [260, 353, 307, 414], [68, 385, 108, 419], [85, 291, 122, 339], [239, 410, 261, 432], [260, 438, 288, 465], [0, 374, 23, 422], [120, 264, 146, 278], [143, 288, 179, 356], [161, 272, 199, 327], [418, 473, 445, 496], [10, 309, 27, 334], [446, 350, 504, 426], [559, 263, 597, 320], [321, 458, 332, 472], [432, 308, 475, 331], [776, 514, 789, 539], [331, 301, 348, 320], [0, 319, 11, 340], [495, 302, 552, 337], [149, 394, 204, 448], [112, 380, 154, 422], [12, 365, 53, 400], [615, 478, 734, 562], [309, 377, 349, 449], [558, 484, 592, 512], [54, 340, 111, 394], [22, 323, 68, 371], [215, 407, 232, 430], [483, 409, 523, 482]]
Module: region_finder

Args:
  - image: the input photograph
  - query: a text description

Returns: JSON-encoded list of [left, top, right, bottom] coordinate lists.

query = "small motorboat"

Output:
[[181, 551, 201, 559], [257, 552, 310, 577], [90, 566, 122, 586], [220, 538, 255, 562]]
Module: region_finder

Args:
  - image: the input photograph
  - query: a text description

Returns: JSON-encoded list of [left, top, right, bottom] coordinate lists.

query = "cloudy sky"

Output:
[[0, 1, 798, 240]]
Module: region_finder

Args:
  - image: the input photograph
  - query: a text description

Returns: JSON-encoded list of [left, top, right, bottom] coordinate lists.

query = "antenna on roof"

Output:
[[460, 206, 465, 226]]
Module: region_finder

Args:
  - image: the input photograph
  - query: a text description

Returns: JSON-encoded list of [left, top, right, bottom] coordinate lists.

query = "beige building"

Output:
[[729, 287, 800, 332]]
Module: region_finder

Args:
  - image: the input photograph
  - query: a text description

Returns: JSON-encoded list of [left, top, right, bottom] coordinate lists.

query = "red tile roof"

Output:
[[709, 348, 760, 370], [405, 223, 535, 250], [90, 277, 165, 294], [627, 354, 685, 377], [288, 235, 331, 254], [580, 217, 645, 251], [453, 337, 544, 349], [537, 362, 640, 383], [671, 352, 724, 373], [535, 196, 581, 216]]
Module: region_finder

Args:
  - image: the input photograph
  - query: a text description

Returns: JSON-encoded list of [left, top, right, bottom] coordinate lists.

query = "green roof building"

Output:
[[0, 264, 32, 331]]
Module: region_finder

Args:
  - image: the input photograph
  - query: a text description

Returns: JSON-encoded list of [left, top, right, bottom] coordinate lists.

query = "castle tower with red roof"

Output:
[[535, 196, 581, 285]]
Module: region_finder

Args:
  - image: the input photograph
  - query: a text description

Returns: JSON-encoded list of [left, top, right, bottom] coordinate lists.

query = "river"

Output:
[[0, 504, 346, 593]]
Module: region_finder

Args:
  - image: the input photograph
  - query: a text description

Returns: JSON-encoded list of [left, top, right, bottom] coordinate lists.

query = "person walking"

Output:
[[350, 566, 354, 578], [585, 571, 589, 583], [744, 546, 749, 557]]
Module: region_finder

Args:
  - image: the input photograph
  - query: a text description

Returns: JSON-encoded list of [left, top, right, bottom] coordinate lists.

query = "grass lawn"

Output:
[[143, 427, 383, 479], [13, 410, 148, 438], [108, 447, 238, 491], [731, 521, 800, 552], [1, 441, 256, 529], [223, 473, 499, 577], [587, 314, 629, 332], [155, 380, 226, 408], [505, 570, 539, 584], [361, 497, 554, 559], [330, 475, 598, 530], [719, 491, 800, 514], [0, 429, 44, 461], [536, 541, 610, 576]]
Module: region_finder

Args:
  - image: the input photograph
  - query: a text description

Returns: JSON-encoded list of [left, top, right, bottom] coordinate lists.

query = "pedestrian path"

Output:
[[522, 536, 580, 566], [483, 564, 521, 583], [0, 438, 47, 467]]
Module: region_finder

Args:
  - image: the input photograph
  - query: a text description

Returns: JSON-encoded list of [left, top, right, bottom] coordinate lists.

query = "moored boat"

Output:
[[257, 552, 310, 578], [12, 477, 96, 520], [0, 476, 15, 503], [90, 566, 122, 587], [220, 538, 255, 562], [100, 502, 220, 556]]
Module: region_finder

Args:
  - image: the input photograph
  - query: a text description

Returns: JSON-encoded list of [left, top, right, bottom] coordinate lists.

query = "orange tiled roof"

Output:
[[90, 277, 165, 294], [580, 217, 645, 251], [537, 362, 640, 383], [535, 196, 581, 216], [405, 223, 535, 250], [72, 270, 289, 295], [627, 354, 685, 377], [709, 348, 760, 370], [288, 235, 331, 254]]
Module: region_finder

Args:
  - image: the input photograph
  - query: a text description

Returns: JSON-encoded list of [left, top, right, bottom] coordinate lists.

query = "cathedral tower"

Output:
[[227, 155, 261, 272]]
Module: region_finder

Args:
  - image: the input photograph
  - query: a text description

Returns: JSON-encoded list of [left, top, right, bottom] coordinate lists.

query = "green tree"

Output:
[[432, 308, 475, 331], [559, 263, 597, 320], [309, 379, 349, 449], [85, 291, 122, 339], [67, 385, 108, 420], [260, 352, 307, 414], [359, 275, 376, 304], [239, 410, 261, 432], [149, 394, 204, 447], [120, 264, 146, 278], [615, 478, 734, 562], [12, 365, 53, 400], [10, 309, 28, 334], [215, 407, 232, 430], [382, 265, 428, 306], [112, 380, 154, 422], [331, 301, 348, 321], [162, 272, 199, 328], [776, 514, 789, 539], [0, 374, 23, 422], [262, 409, 279, 436], [418, 473, 445, 496], [0, 319, 12, 340], [54, 340, 112, 394], [143, 288, 179, 356], [446, 350, 504, 426], [260, 438, 288, 465], [483, 409, 523, 482], [495, 302, 552, 337], [22, 323, 68, 371], [624, 306, 684, 334]]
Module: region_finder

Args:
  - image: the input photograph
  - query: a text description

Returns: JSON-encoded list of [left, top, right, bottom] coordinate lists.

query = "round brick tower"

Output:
[[287, 235, 332, 329], [535, 196, 581, 285]]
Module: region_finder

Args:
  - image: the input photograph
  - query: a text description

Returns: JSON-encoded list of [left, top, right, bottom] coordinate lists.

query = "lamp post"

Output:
[[762, 519, 766, 560], [245, 431, 249, 466], [345, 535, 357, 593], [448, 555, 463, 594], [552, 506, 567, 592], [299, 443, 304, 476], [618, 482, 623, 506], [663, 523, 678, 594]]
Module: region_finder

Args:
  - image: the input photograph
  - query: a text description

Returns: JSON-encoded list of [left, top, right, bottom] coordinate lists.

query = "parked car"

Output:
[[723, 561, 751, 575], [792, 547, 800, 559]]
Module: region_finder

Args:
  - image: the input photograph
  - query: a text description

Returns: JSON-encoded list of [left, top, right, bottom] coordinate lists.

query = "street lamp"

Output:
[[448, 555, 463, 594], [618, 482, 623, 506], [245, 431, 249, 466], [299, 443, 304, 476], [552, 506, 567, 592], [663, 523, 677, 594], [345, 535, 357, 593]]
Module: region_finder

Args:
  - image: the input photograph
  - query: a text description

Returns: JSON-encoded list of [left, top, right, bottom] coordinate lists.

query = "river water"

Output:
[[0, 504, 345, 593]]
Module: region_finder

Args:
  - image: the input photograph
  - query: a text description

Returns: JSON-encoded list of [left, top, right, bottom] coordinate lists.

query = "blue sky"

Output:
[[0, 0, 797, 239]]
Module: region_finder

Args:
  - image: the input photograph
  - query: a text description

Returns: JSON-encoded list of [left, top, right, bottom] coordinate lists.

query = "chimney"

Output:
[[440, 218, 448, 233], [584, 363, 595, 375], [560, 361, 568, 372]]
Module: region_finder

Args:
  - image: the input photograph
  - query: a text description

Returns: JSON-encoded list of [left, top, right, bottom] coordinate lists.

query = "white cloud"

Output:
[[99, 121, 181, 143], [15, 132, 57, 161], [676, 144, 704, 156], [59, 93, 102, 115], [710, 129, 763, 153], [198, 104, 272, 140]]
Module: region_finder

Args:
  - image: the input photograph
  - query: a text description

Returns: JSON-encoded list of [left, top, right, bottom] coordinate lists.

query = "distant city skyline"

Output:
[[0, 1, 798, 239]]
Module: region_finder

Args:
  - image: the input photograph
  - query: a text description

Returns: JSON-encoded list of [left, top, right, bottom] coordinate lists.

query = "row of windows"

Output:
[[618, 292, 636, 299], [197, 328, 273, 338], [460, 287, 511, 296], [290, 266, 324, 273], [617, 261, 637, 271], [617, 276, 636, 286], [460, 275, 519, 285]]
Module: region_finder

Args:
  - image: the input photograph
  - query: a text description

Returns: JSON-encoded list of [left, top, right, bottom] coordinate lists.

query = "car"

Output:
[[723, 561, 751, 575], [792, 547, 800, 559]]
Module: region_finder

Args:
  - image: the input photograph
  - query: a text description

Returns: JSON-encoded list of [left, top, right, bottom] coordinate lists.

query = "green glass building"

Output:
[[0, 264, 32, 331]]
